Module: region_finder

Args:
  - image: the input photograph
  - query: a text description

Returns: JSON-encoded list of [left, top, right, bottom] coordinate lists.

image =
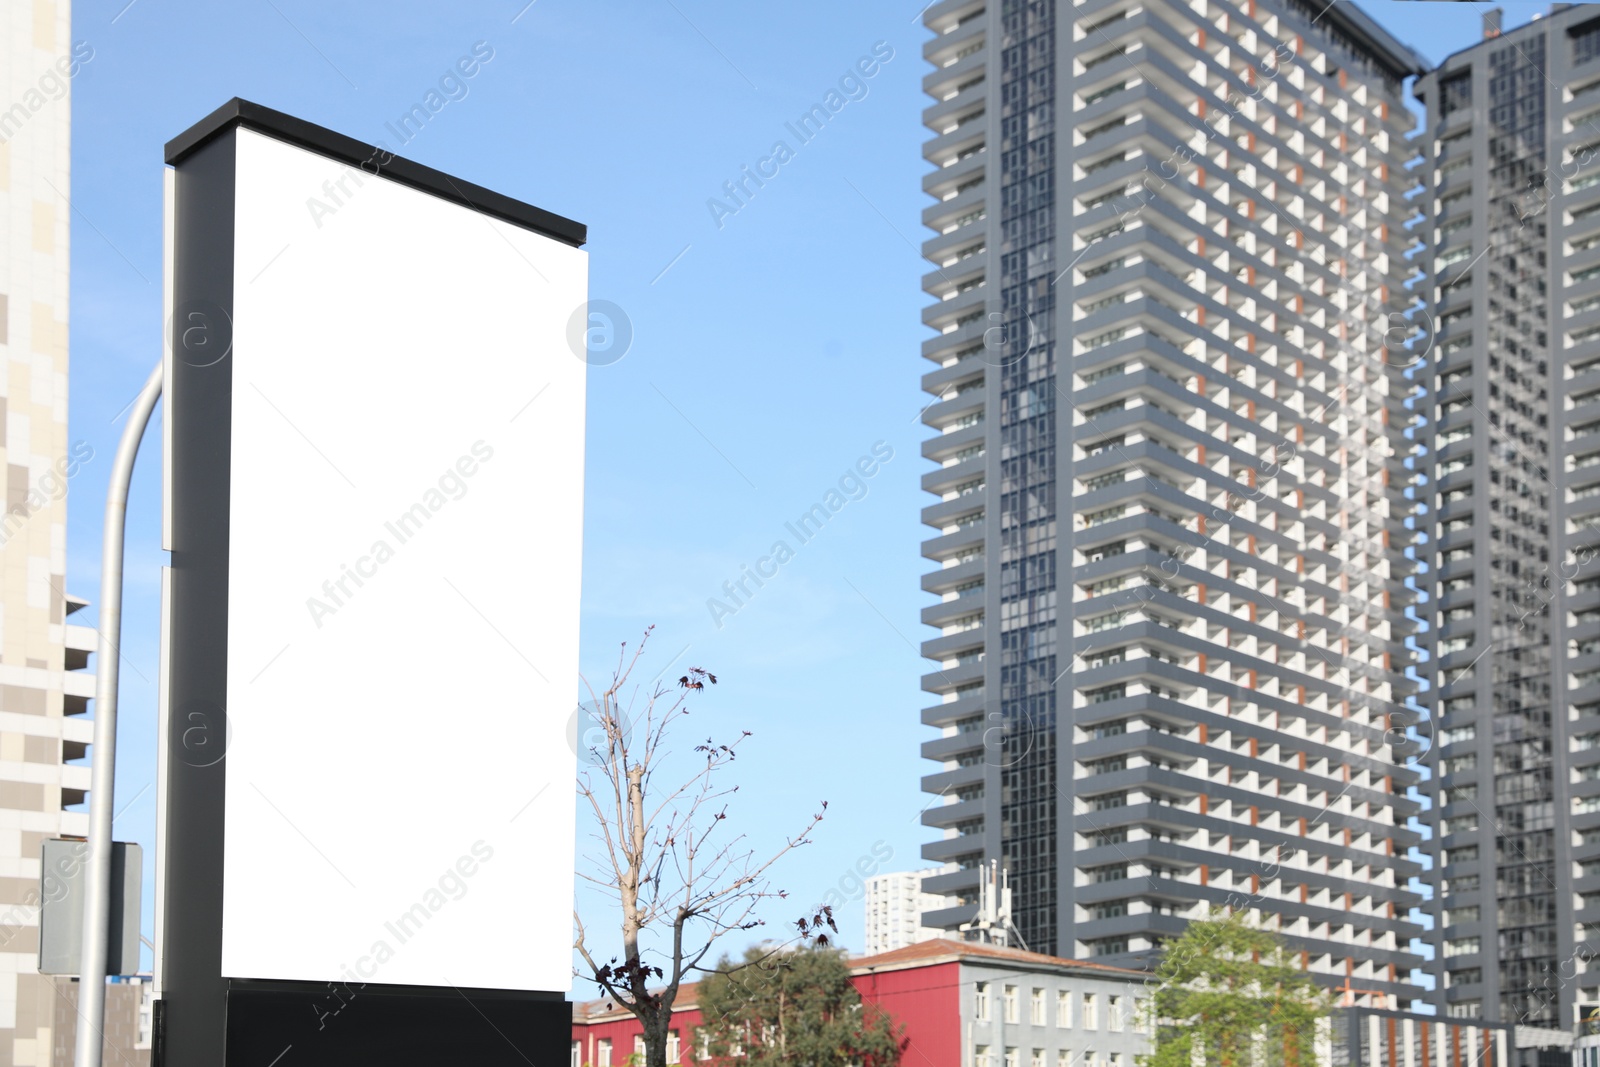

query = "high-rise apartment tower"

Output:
[[1414, 4, 1600, 1031], [917, 0, 1429, 1009]]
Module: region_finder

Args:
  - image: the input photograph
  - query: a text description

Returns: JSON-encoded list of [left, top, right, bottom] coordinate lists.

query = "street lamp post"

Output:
[[74, 362, 163, 1067]]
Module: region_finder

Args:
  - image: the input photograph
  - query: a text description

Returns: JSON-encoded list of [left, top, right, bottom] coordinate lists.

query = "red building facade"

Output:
[[571, 939, 1151, 1067]]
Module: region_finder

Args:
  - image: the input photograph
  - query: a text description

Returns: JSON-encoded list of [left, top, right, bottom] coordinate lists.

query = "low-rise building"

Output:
[[570, 938, 1151, 1067], [1333, 1006, 1569, 1067]]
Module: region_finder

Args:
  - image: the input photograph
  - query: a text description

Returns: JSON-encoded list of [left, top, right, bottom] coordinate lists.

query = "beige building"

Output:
[[48, 979, 149, 1067], [0, 0, 105, 1063]]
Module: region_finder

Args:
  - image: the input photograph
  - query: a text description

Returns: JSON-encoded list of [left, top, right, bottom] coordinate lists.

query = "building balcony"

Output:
[[923, 44, 986, 99], [923, 554, 984, 596], [922, 688, 986, 730], [921, 627, 986, 663], [921, 524, 985, 565], [921, 797, 985, 831], [922, 729, 986, 765], [921, 832, 987, 866]]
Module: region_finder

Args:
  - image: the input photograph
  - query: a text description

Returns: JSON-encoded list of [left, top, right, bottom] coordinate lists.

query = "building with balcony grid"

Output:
[[864, 867, 955, 954], [916, 0, 1429, 1010], [1413, 4, 1600, 1032]]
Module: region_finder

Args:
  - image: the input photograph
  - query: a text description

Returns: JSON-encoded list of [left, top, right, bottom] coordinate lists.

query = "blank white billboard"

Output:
[[219, 127, 583, 991]]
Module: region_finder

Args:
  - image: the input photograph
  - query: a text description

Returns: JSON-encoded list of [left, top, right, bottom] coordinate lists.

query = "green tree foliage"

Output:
[[1142, 910, 1330, 1067], [694, 946, 904, 1067]]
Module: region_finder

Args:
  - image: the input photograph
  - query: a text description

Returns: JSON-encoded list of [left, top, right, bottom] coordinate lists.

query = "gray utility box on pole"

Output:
[[38, 840, 141, 976]]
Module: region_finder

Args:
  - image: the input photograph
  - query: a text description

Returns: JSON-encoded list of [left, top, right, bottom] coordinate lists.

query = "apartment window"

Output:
[[1058, 1051, 1074, 1067], [1085, 505, 1127, 526], [1006, 1048, 1020, 1067], [1082, 399, 1127, 419], [1032, 1052, 1046, 1067], [598, 1038, 612, 1067], [1082, 327, 1129, 353], [977, 1046, 993, 1067], [1444, 937, 1481, 957], [1082, 257, 1126, 280], [1082, 82, 1127, 106], [1004, 985, 1019, 1023], [1031, 988, 1045, 1025], [571, 1042, 581, 1067], [635, 1036, 646, 1060], [667, 1030, 681, 1064], [1058, 990, 1073, 1027], [1083, 469, 1127, 491], [1083, 992, 1099, 1030], [1577, 19, 1600, 65], [976, 982, 991, 1020], [1109, 995, 1123, 1031]]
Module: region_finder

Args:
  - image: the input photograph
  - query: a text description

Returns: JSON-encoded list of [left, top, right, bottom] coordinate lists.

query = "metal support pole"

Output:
[[75, 362, 163, 1067]]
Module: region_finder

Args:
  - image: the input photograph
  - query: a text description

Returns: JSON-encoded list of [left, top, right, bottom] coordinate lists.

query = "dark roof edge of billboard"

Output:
[[165, 99, 587, 248]]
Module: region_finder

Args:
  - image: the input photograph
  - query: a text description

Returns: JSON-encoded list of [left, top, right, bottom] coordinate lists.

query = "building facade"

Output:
[[1411, 5, 1600, 1032], [48, 978, 151, 1067], [570, 939, 1150, 1067], [0, 0, 99, 1063], [865, 867, 954, 954], [917, 0, 1429, 1008]]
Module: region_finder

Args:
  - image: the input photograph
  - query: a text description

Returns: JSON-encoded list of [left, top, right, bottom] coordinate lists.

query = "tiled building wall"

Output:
[[0, 0, 96, 1063]]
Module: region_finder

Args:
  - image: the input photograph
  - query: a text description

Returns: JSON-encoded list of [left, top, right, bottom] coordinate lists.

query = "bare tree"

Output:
[[573, 628, 829, 1067]]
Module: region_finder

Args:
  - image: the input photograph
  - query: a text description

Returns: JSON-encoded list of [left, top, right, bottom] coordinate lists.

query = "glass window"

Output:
[[1083, 992, 1099, 1030], [1005, 986, 1019, 1023], [1058, 990, 1072, 1027]]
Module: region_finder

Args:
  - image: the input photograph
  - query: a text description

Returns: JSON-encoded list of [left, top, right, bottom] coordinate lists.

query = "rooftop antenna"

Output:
[[959, 860, 1029, 951]]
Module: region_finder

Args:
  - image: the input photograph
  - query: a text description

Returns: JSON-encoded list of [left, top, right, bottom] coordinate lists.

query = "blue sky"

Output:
[[60, 0, 1530, 985]]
